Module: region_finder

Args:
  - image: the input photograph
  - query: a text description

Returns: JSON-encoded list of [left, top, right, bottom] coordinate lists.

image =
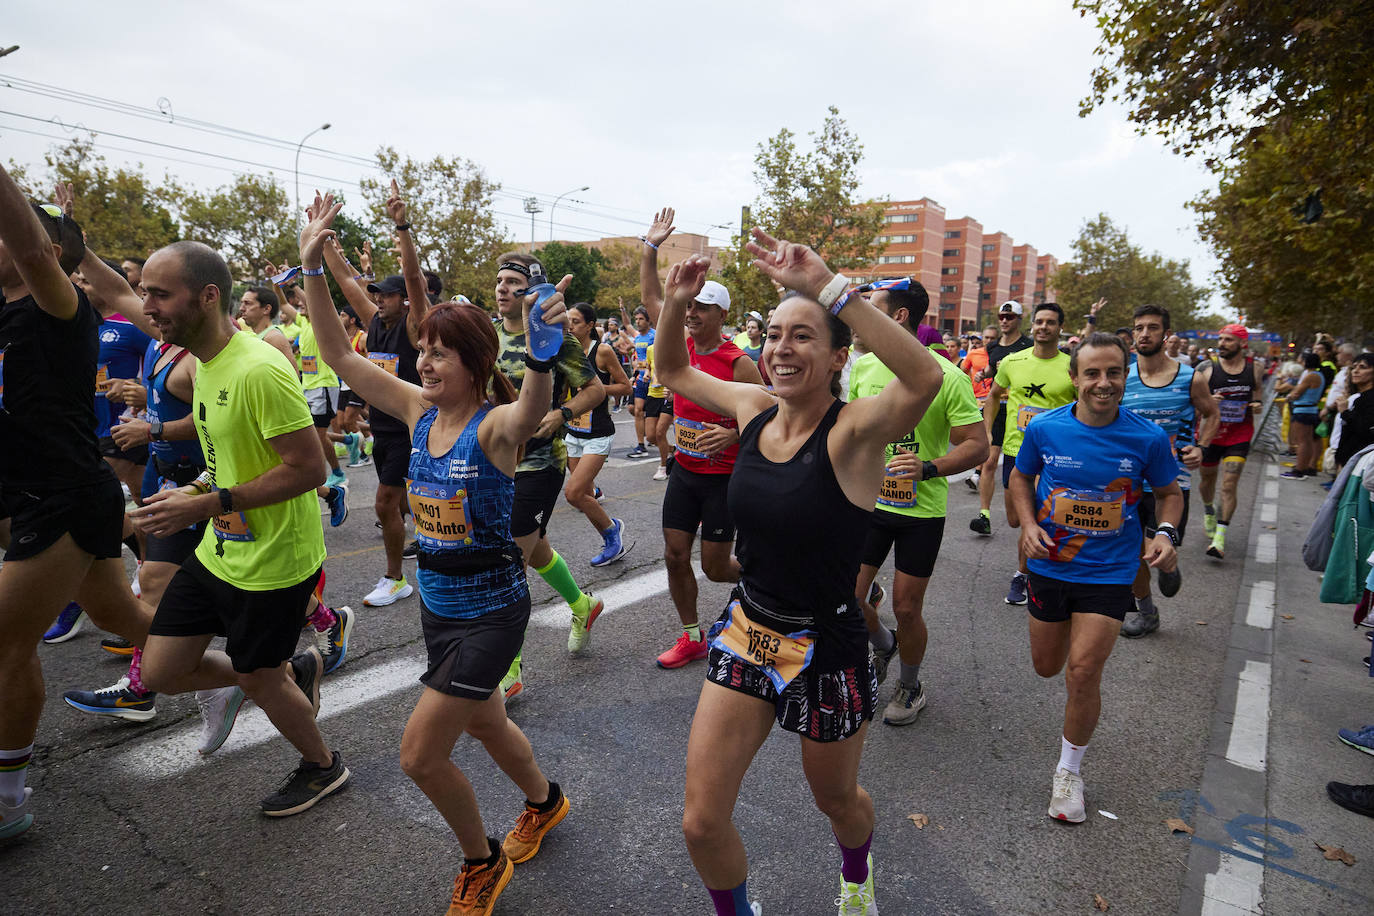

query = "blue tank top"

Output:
[[1123, 361, 1195, 490], [407, 405, 527, 618], [95, 315, 153, 438], [1291, 371, 1322, 414], [143, 340, 204, 470]]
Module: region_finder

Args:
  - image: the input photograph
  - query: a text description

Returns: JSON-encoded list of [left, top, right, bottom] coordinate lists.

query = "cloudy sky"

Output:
[[1, 0, 1226, 313]]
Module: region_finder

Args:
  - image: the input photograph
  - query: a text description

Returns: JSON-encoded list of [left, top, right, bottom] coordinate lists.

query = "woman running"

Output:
[[563, 302, 634, 570], [659, 230, 941, 916], [298, 193, 569, 915]]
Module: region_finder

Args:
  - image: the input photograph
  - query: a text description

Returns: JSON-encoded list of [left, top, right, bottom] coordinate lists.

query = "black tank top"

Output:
[[728, 399, 872, 666], [366, 311, 421, 436], [1207, 355, 1256, 444], [568, 339, 615, 439]]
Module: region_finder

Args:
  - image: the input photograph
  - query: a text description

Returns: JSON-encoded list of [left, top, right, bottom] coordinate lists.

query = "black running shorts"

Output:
[[144, 520, 207, 565], [643, 395, 667, 419], [371, 431, 411, 489], [662, 464, 734, 542], [511, 466, 565, 539], [860, 512, 945, 579], [1026, 572, 1133, 623], [98, 435, 150, 466], [1201, 441, 1250, 467], [990, 403, 1008, 448], [705, 648, 877, 742], [149, 554, 321, 673], [1, 476, 124, 562], [1138, 491, 1191, 543], [419, 595, 531, 700]]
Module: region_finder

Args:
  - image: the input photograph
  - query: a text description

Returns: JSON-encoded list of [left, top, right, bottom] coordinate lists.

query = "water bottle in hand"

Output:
[[523, 263, 564, 361]]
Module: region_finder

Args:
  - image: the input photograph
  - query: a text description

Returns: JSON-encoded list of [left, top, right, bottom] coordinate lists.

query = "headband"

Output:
[[498, 261, 532, 280]]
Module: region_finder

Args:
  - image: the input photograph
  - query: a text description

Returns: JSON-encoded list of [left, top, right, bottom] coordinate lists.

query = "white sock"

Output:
[[869, 626, 895, 654], [1058, 736, 1087, 774], [0, 744, 34, 806]]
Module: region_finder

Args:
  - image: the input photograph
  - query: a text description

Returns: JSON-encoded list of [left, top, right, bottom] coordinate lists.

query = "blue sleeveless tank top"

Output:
[[1123, 361, 1195, 490], [1291, 370, 1322, 414], [144, 339, 204, 471], [407, 405, 527, 618]]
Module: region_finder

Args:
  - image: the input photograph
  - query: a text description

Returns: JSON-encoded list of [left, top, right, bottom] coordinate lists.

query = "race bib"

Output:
[[1218, 399, 1248, 424], [1017, 404, 1047, 431], [1050, 489, 1125, 537], [300, 355, 319, 375], [369, 352, 399, 376], [877, 472, 917, 509], [96, 364, 111, 393], [708, 599, 816, 692], [564, 395, 592, 435], [212, 511, 255, 542], [406, 479, 475, 549], [674, 417, 708, 459]]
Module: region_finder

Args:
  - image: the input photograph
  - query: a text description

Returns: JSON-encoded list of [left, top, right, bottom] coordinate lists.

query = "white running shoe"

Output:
[[363, 575, 413, 607], [1048, 767, 1086, 823], [196, 686, 246, 755], [652, 465, 669, 481]]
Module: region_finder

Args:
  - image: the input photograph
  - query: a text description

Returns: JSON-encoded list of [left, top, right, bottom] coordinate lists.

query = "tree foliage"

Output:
[[177, 172, 297, 280], [531, 240, 605, 306], [592, 242, 641, 317], [1051, 214, 1212, 331]]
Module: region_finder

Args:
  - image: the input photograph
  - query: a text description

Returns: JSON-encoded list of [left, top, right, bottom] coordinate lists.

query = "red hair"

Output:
[[417, 303, 517, 407]]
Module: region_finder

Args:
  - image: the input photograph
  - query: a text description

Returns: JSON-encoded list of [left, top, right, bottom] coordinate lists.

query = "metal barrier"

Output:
[[1252, 376, 1285, 456]]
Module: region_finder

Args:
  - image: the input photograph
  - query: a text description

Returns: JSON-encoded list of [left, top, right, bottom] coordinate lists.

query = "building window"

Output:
[[1012, 254, 1024, 262], [1010, 284, 1021, 292], [881, 234, 916, 243], [942, 249, 960, 257], [981, 292, 992, 300], [941, 267, 958, 275], [1011, 269, 1022, 277], [878, 255, 916, 264], [885, 214, 919, 223], [1037, 263, 1046, 272], [982, 243, 995, 251], [981, 259, 993, 269], [944, 230, 961, 239], [940, 285, 957, 293]]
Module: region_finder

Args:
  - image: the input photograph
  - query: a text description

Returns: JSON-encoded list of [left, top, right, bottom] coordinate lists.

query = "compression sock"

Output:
[[684, 623, 702, 642], [1137, 594, 1157, 615], [1216, 522, 1229, 545], [898, 662, 921, 690], [980, 508, 991, 520], [534, 550, 586, 610], [530, 781, 563, 813], [707, 881, 752, 916], [122, 534, 142, 562], [869, 626, 895, 654], [127, 647, 150, 697], [0, 745, 33, 806], [305, 602, 336, 633], [1059, 736, 1087, 774], [836, 830, 873, 884]]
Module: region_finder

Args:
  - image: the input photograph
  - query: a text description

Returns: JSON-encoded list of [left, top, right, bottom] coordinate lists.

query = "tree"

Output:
[[721, 107, 888, 317], [531, 240, 605, 306], [593, 242, 642, 317], [361, 147, 509, 308], [176, 173, 296, 281], [1050, 214, 1213, 331]]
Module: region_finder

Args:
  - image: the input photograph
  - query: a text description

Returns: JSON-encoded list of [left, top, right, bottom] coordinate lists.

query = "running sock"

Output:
[[0, 745, 33, 806], [1137, 594, 1157, 615], [1059, 736, 1087, 774], [1204, 503, 1215, 517], [836, 830, 873, 884], [898, 662, 921, 690], [534, 550, 586, 610], [530, 781, 562, 813], [122, 534, 142, 562], [869, 627, 895, 654], [684, 623, 702, 642], [305, 602, 336, 633], [127, 647, 149, 697], [464, 837, 501, 869], [707, 881, 752, 916], [980, 508, 991, 519]]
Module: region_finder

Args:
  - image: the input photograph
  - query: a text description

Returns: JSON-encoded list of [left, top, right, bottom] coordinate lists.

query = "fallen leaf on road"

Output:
[[1281, 614, 1295, 620], [1316, 842, 1356, 866], [1165, 817, 1195, 835], [907, 813, 929, 829], [1195, 620, 1208, 626], [1299, 658, 1311, 663], [1093, 892, 1110, 911]]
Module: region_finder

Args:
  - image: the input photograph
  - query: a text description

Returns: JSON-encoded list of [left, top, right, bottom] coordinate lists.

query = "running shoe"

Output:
[[325, 484, 349, 528], [1337, 725, 1374, 756], [290, 647, 323, 717], [402, 540, 420, 560], [343, 432, 362, 467], [1206, 530, 1225, 560], [333, 442, 349, 460], [626, 444, 649, 459], [0, 787, 33, 840], [1120, 610, 1160, 639], [1158, 566, 1183, 598], [1326, 782, 1374, 819], [835, 852, 877, 915], [652, 465, 669, 481], [501, 656, 523, 702], [100, 635, 136, 656], [1279, 469, 1306, 479], [867, 581, 885, 609], [448, 838, 513, 915], [1005, 572, 1028, 606], [1203, 512, 1217, 538], [882, 683, 926, 726], [567, 596, 605, 655], [363, 575, 413, 607], [196, 686, 246, 756], [871, 629, 898, 685], [656, 632, 708, 669], [590, 519, 630, 567], [501, 787, 570, 863], [62, 677, 157, 722], [42, 603, 87, 644], [259, 750, 350, 817], [1048, 767, 1086, 823], [326, 468, 347, 489], [593, 486, 605, 502], [969, 514, 992, 537], [964, 474, 979, 492], [316, 605, 355, 675]]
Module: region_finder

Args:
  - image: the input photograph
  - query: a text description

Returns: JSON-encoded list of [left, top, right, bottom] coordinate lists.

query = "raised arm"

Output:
[[385, 179, 429, 344], [0, 165, 78, 318], [323, 241, 380, 329], [638, 207, 675, 325]]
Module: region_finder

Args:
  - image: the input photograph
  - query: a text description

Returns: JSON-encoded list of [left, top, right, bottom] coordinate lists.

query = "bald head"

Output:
[[151, 241, 233, 313]]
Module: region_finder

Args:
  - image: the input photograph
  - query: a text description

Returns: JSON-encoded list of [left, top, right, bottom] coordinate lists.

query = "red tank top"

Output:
[[674, 337, 746, 474]]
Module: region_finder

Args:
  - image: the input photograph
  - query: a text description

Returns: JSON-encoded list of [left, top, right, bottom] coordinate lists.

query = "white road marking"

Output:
[[1244, 581, 1275, 630], [1224, 660, 1271, 772], [527, 567, 670, 628], [1200, 854, 1264, 915], [1266, 463, 1279, 479], [1254, 533, 1276, 565], [1262, 479, 1279, 500], [1259, 503, 1276, 523]]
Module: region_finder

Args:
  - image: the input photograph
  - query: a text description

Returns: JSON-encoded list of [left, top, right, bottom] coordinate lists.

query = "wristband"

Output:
[[638, 236, 658, 250], [394, 222, 412, 232], [191, 471, 214, 495], [302, 266, 325, 277], [921, 460, 940, 481], [1085, 315, 1097, 323], [828, 289, 854, 317], [1155, 522, 1179, 546], [219, 487, 234, 514], [816, 273, 849, 310], [524, 353, 556, 373]]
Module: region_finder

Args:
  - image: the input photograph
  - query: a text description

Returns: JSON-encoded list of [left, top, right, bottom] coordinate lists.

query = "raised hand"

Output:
[[299, 191, 343, 267], [664, 255, 710, 310], [745, 227, 833, 299], [354, 239, 373, 275], [645, 207, 676, 247], [385, 178, 407, 227], [1090, 297, 1106, 317], [54, 182, 75, 217]]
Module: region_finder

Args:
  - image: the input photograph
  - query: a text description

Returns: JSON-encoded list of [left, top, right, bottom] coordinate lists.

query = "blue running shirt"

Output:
[[95, 315, 153, 438], [1123, 362, 1195, 490], [1015, 404, 1180, 585]]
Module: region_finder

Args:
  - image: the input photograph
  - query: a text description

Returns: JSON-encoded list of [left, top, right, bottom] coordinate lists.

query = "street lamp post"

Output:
[[548, 185, 589, 242], [294, 123, 331, 230]]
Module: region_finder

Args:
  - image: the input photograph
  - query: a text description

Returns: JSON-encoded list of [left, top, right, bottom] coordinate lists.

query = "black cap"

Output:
[[367, 275, 406, 295]]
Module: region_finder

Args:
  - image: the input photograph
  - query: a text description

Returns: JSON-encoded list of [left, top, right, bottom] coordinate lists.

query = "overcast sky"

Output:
[[1, 0, 1227, 314]]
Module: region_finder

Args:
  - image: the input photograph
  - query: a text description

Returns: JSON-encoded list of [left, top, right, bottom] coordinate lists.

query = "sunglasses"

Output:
[[998, 314, 1018, 320], [857, 276, 912, 293]]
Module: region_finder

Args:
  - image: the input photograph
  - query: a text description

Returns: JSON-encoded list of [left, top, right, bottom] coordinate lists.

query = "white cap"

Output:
[[694, 280, 730, 309], [999, 300, 1023, 316]]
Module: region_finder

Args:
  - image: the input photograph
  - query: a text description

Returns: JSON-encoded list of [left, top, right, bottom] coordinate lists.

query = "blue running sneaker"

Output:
[[326, 468, 347, 489], [63, 677, 157, 722], [1005, 572, 1028, 606], [43, 603, 87, 644], [1338, 725, 1374, 757], [316, 605, 355, 675], [590, 519, 631, 567], [325, 484, 348, 528]]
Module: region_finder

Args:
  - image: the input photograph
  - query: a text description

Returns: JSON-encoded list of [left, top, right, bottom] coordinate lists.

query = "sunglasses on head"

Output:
[[857, 276, 912, 293]]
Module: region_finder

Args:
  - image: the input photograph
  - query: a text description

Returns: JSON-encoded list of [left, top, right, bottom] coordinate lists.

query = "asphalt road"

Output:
[[5, 413, 1372, 915]]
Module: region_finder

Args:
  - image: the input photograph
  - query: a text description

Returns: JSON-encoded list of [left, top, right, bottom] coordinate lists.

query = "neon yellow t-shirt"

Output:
[[994, 348, 1074, 457], [646, 344, 667, 398], [296, 318, 339, 389], [193, 332, 327, 590]]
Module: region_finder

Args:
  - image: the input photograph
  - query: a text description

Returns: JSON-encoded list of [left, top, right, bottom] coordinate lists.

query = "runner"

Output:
[[849, 277, 988, 726], [983, 303, 1075, 604], [663, 233, 943, 915], [638, 207, 763, 669], [298, 195, 568, 913], [1197, 324, 1263, 560], [1119, 304, 1218, 638], [563, 302, 633, 569], [130, 238, 349, 816], [969, 301, 1031, 536], [626, 305, 656, 458], [236, 284, 297, 367], [492, 252, 606, 671], [644, 340, 677, 481], [1010, 332, 1182, 823]]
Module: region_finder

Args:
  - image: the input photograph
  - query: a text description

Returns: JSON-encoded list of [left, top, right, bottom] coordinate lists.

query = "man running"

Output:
[[984, 303, 1075, 604], [1197, 324, 1262, 560], [625, 306, 656, 458], [237, 285, 297, 367], [970, 301, 1031, 536], [638, 208, 763, 669], [1119, 305, 1219, 638], [1010, 332, 1182, 823], [850, 278, 988, 725]]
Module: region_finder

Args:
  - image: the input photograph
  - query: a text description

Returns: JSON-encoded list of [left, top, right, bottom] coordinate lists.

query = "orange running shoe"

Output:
[[501, 788, 570, 863], [446, 840, 513, 916]]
